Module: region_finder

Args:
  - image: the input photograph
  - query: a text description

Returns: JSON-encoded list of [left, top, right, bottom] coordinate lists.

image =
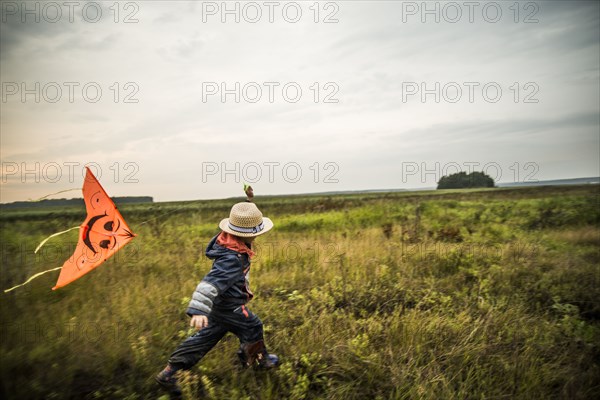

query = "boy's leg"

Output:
[[156, 317, 227, 395], [167, 318, 228, 370]]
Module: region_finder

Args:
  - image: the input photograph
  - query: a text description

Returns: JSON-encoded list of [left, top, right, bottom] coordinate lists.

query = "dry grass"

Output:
[[1, 185, 599, 399]]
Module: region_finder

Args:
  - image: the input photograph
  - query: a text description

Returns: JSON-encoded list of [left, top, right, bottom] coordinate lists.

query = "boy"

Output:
[[155, 198, 278, 398]]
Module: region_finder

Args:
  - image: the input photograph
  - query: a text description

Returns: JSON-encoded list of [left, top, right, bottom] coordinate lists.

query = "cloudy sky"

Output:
[[1, 0, 598, 202]]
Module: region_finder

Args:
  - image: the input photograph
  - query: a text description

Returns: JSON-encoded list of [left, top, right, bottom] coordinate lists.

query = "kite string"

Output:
[[136, 205, 191, 226], [29, 188, 80, 202], [5, 189, 241, 292]]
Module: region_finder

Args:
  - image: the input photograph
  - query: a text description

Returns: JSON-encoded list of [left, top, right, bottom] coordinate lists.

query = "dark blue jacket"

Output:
[[186, 234, 253, 317]]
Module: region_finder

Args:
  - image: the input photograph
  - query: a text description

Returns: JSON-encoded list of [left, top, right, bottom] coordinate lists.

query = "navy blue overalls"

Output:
[[168, 233, 263, 369]]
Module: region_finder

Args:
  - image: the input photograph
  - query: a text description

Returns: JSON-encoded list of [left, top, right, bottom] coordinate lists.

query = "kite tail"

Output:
[[3, 267, 63, 293], [34, 226, 80, 253], [4, 226, 79, 293]]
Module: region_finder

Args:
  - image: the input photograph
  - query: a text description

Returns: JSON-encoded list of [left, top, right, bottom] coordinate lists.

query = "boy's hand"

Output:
[[190, 315, 208, 330], [244, 183, 254, 201]]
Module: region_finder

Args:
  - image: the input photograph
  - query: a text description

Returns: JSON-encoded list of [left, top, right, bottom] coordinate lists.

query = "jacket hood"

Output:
[[205, 232, 254, 259], [205, 234, 234, 260]]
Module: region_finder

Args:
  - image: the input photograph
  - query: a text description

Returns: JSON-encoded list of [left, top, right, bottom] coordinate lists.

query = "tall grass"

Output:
[[1, 185, 599, 399]]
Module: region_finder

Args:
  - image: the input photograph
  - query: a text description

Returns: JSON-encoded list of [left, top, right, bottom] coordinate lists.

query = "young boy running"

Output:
[[155, 195, 278, 398]]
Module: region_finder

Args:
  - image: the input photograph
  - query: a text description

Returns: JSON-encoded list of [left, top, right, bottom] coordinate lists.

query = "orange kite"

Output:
[[52, 167, 136, 289]]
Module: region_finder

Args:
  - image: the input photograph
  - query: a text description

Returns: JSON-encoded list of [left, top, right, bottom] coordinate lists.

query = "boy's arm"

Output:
[[186, 254, 242, 317], [186, 281, 217, 317]]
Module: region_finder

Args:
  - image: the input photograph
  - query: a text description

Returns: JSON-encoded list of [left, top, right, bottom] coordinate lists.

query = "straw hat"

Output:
[[219, 202, 274, 238]]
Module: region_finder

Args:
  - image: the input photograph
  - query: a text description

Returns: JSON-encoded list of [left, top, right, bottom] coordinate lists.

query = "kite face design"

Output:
[[52, 168, 136, 289]]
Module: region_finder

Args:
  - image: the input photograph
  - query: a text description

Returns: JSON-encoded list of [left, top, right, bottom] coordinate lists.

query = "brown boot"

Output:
[[237, 340, 279, 369]]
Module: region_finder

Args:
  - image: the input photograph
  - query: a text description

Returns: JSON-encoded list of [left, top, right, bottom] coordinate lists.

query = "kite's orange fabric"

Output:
[[52, 167, 136, 290]]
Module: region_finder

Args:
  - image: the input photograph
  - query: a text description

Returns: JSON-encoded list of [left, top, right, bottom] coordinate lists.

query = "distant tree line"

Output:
[[1, 196, 153, 209], [437, 171, 495, 189]]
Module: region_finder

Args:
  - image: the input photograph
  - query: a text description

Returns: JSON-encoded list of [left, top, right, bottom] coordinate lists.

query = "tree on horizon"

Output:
[[437, 171, 495, 189]]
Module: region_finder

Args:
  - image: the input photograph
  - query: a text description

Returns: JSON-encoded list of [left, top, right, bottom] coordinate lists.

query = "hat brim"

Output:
[[218, 217, 274, 238]]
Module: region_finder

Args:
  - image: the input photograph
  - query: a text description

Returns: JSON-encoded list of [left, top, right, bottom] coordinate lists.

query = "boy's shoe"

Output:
[[257, 353, 279, 369], [155, 371, 183, 399], [237, 340, 279, 370]]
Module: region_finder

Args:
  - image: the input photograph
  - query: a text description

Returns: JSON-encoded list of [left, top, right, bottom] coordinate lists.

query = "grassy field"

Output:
[[1, 185, 599, 399]]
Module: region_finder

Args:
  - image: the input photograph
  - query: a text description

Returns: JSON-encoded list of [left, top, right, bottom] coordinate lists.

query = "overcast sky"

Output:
[[1, 0, 598, 202]]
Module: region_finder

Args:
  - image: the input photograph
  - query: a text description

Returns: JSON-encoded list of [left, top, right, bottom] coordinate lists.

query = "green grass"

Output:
[[1, 185, 599, 399]]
